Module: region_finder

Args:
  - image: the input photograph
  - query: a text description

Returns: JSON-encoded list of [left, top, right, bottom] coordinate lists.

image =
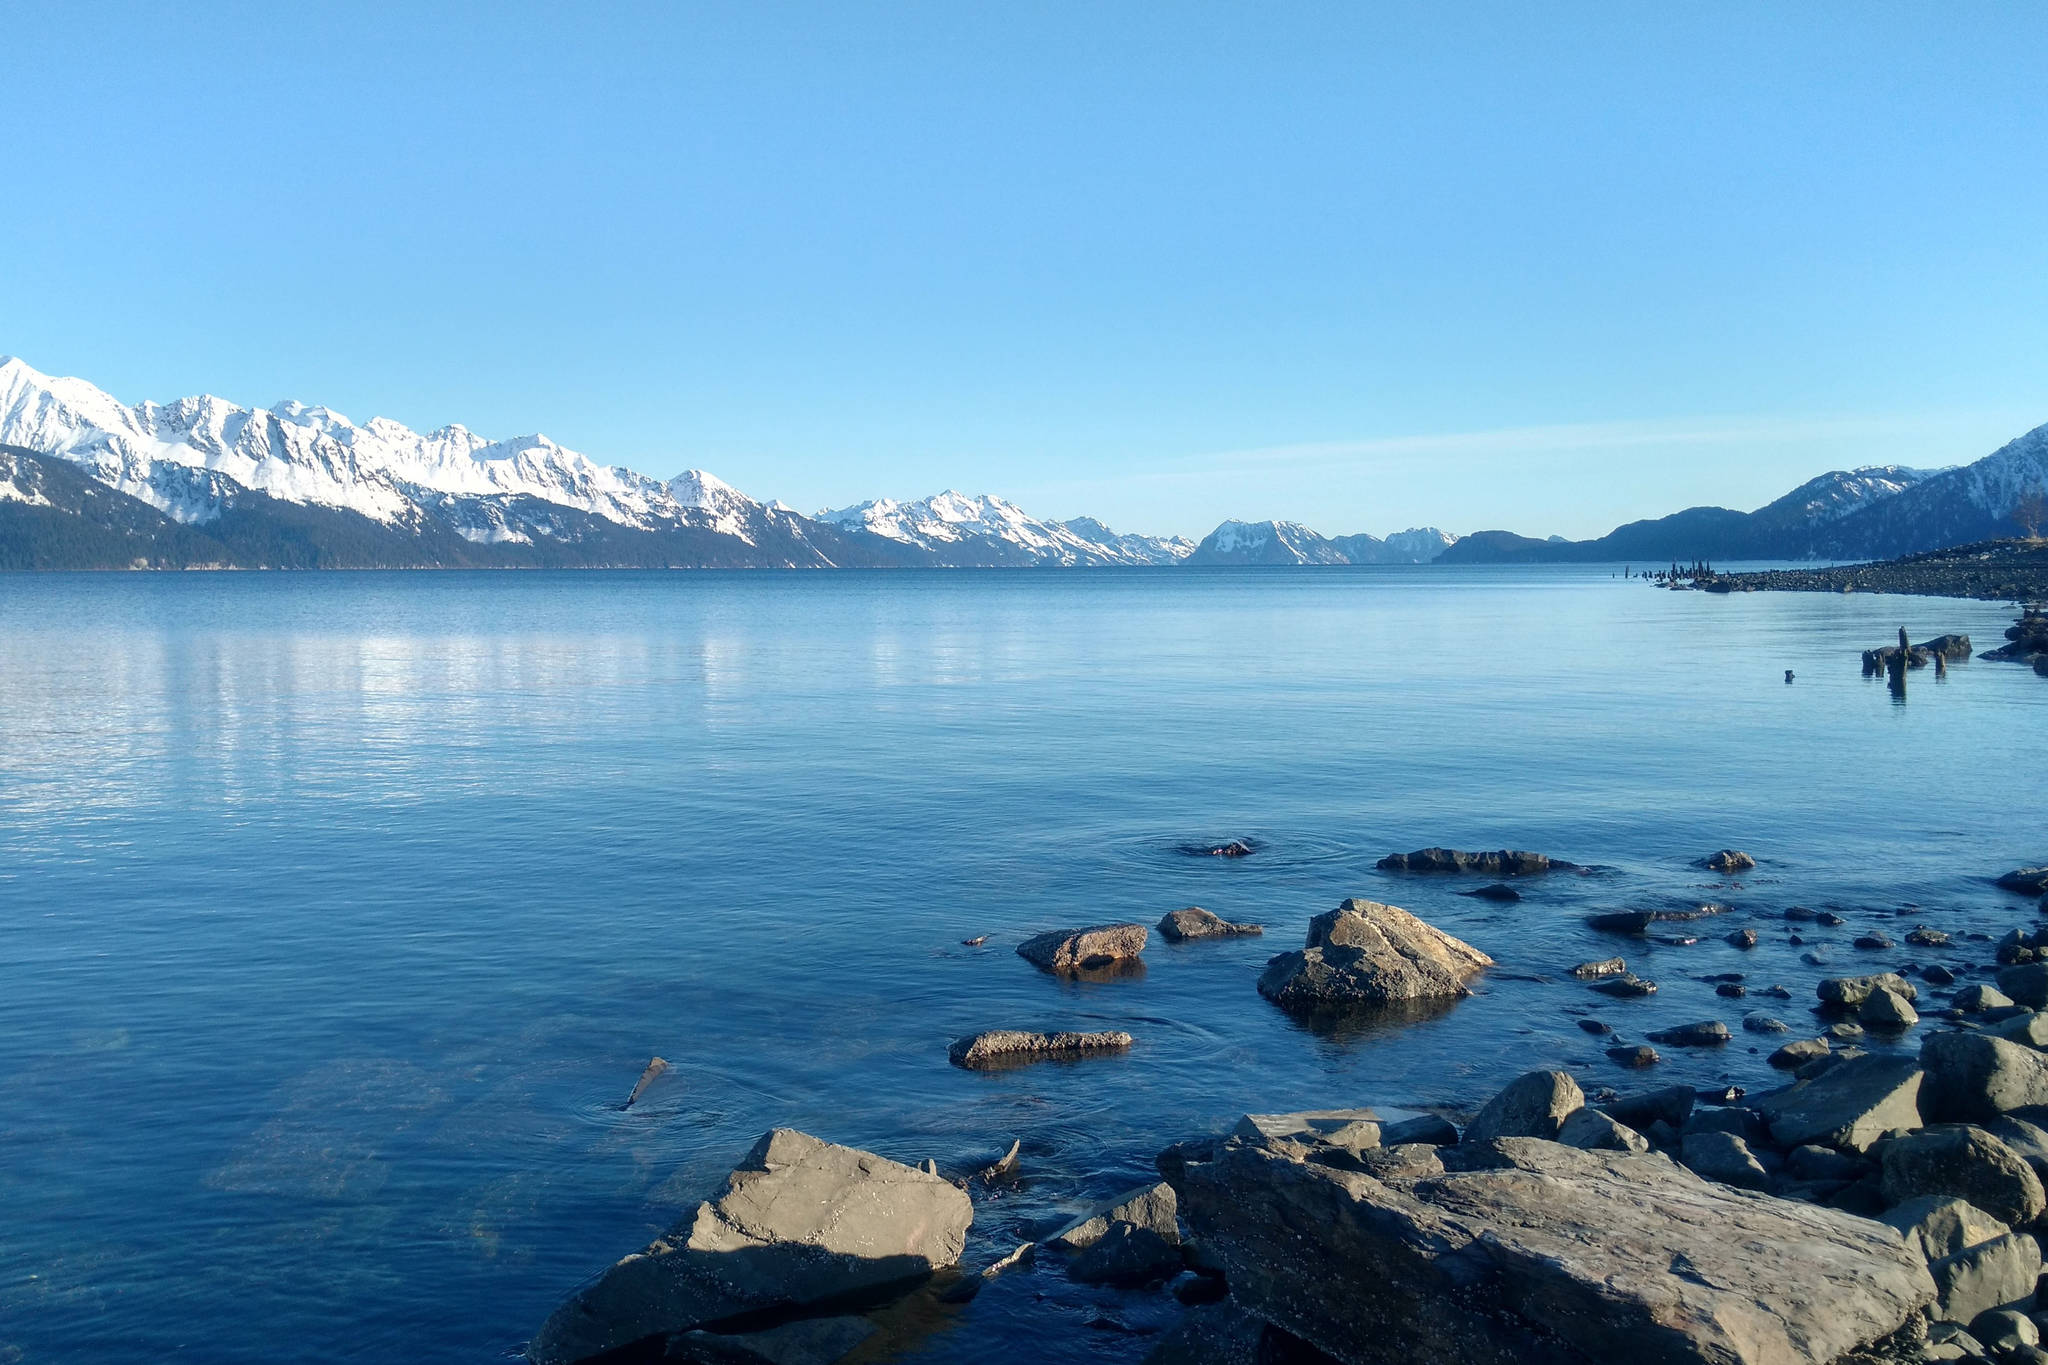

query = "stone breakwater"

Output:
[[1706, 539, 2048, 602], [527, 856, 2048, 1365]]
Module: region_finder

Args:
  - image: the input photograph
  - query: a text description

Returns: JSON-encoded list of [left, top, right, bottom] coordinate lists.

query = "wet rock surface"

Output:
[[1016, 923, 1148, 973], [1157, 907, 1264, 942], [529, 1130, 973, 1364], [1180, 1128, 1935, 1365], [1256, 900, 1491, 1016], [1373, 847, 1572, 876], [948, 1029, 1135, 1069]]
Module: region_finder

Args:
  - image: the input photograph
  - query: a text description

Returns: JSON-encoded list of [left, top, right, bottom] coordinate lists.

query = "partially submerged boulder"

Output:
[[1181, 1130, 1934, 1365], [1256, 899, 1491, 1017], [1016, 924, 1147, 973], [947, 1030, 1133, 1069], [1705, 849, 1757, 873], [1157, 907, 1263, 942], [1818, 973, 1918, 1011], [1997, 867, 2048, 896], [1048, 1181, 1183, 1287], [529, 1130, 973, 1365], [1374, 847, 1570, 876], [1646, 1020, 1731, 1047]]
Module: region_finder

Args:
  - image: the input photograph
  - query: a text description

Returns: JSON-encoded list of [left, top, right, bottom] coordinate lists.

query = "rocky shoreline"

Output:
[[523, 851, 2048, 1365], [1689, 539, 2048, 602]]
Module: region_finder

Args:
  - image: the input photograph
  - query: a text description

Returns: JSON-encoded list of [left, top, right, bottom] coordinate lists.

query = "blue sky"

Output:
[[6, 2, 2047, 539]]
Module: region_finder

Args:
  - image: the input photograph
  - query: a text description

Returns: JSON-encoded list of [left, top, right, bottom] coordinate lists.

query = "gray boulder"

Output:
[[1977, 1308, 2040, 1353], [1680, 1131, 1771, 1190], [1881, 1195, 2013, 1264], [1986, 1115, 2048, 1185], [1770, 1037, 1831, 1069], [1257, 900, 1492, 1016], [1600, 1084, 1697, 1132], [1706, 849, 1757, 872], [1995, 1013, 2048, 1050], [1068, 1220, 1183, 1285], [1753, 1053, 1924, 1152], [1157, 907, 1263, 942], [1863, 986, 1921, 1028], [1818, 973, 1918, 1010], [1959, 985, 2018, 1014], [1880, 1126, 2047, 1228], [529, 1130, 972, 1365], [1181, 1131, 1935, 1365], [948, 1030, 1133, 1068], [1462, 1069, 1584, 1143], [1647, 1020, 1732, 1047], [1230, 1109, 1384, 1162], [1053, 1182, 1183, 1286], [1047, 1181, 1180, 1251], [1017, 924, 1147, 972], [1927, 1231, 2042, 1325], [2002, 963, 2048, 1010], [1922, 1031, 2048, 1123], [1557, 1108, 1649, 1154]]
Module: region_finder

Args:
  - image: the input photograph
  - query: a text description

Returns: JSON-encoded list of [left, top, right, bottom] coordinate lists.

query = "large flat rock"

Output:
[[1181, 1131, 1933, 1365], [529, 1129, 972, 1364]]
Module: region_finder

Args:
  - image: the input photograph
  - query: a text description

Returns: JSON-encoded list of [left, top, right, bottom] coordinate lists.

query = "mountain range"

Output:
[[3, 354, 2045, 570]]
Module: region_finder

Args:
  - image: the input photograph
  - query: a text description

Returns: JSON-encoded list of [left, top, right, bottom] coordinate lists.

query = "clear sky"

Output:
[[7, 2, 2047, 540]]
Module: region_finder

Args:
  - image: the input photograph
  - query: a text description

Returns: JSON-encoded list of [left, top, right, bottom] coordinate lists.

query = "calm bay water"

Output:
[[3, 567, 2045, 1364]]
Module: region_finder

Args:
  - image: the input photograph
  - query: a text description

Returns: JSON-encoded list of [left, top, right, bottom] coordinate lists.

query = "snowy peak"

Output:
[[819, 490, 1191, 565], [0, 356, 766, 538], [1751, 464, 1940, 529]]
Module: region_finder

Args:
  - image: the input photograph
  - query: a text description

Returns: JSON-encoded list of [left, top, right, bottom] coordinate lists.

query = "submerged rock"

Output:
[[1156, 907, 1263, 942], [1570, 957, 1627, 979], [1462, 882, 1521, 902], [948, 1030, 1133, 1069], [1705, 849, 1757, 873], [1374, 847, 1570, 876], [1180, 1131, 1934, 1365], [529, 1129, 972, 1365], [1016, 924, 1148, 973], [1589, 971, 1657, 997], [1256, 899, 1491, 1016], [666, 1315, 877, 1364]]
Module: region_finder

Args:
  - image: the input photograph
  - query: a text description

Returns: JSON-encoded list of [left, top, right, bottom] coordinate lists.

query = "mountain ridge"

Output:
[[5, 355, 2046, 570]]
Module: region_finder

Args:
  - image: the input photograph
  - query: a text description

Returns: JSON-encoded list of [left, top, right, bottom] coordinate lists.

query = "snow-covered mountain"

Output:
[[0, 356, 1197, 569], [0, 354, 830, 551], [1810, 426, 2048, 558], [1750, 465, 1938, 531], [817, 491, 1194, 566], [1185, 519, 1457, 565]]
